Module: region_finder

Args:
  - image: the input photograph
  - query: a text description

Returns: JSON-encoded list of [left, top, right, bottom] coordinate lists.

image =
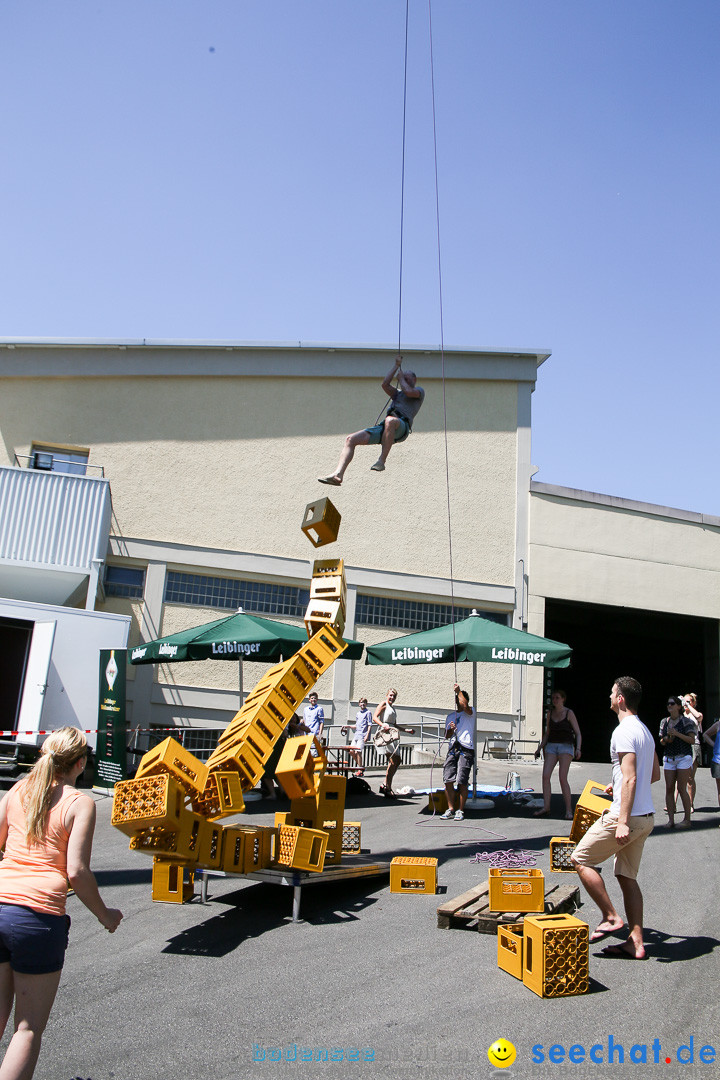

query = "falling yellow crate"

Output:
[[111, 774, 186, 837], [301, 497, 341, 547], [134, 737, 208, 797], [274, 824, 328, 873], [151, 858, 195, 904]]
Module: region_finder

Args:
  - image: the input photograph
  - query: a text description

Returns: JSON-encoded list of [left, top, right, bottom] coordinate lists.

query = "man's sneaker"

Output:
[[440, 809, 454, 819], [370, 460, 385, 472], [454, 810, 465, 820]]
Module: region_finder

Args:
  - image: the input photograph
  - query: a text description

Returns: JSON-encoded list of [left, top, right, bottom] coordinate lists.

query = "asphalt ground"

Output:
[[2, 758, 719, 1080]]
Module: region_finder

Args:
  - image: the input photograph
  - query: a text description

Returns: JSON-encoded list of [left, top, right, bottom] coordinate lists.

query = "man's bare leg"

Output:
[[371, 417, 401, 472], [319, 430, 371, 485], [615, 874, 646, 958], [573, 863, 624, 938], [444, 781, 457, 813]]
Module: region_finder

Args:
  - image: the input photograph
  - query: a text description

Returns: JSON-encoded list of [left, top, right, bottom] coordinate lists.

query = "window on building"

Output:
[[164, 572, 310, 617], [355, 594, 508, 632], [30, 443, 89, 476], [104, 565, 146, 599]]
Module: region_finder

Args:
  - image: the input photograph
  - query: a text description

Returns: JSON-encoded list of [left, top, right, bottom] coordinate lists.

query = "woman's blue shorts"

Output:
[[0, 902, 69, 974]]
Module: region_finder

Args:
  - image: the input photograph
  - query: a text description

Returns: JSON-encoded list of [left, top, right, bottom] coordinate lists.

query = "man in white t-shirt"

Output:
[[571, 676, 660, 960], [441, 684, 476, 821]]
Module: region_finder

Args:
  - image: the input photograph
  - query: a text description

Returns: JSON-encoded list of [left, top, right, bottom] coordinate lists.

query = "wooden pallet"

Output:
[[437, 880, 580, 934]]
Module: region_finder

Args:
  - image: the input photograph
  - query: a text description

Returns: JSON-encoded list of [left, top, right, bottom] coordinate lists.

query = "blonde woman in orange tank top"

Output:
[[0, 728, 122, 1080]]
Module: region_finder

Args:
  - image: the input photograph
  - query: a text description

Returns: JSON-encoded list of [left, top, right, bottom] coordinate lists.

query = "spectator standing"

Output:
[[0, 728, 122, 1080]]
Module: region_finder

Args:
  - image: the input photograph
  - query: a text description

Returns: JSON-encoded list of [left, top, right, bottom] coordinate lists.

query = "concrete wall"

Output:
[[525, 483, 720, 739]]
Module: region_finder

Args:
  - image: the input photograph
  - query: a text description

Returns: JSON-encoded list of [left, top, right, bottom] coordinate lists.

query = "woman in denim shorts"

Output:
[[659, 697, 695, 828], [534, 690, 582, 819], [0, 728, 123, 1080]]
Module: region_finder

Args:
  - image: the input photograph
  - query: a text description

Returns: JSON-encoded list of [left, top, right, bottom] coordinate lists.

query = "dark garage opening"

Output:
[[0, 617, 33, 736], [544, 599, 719, 763]]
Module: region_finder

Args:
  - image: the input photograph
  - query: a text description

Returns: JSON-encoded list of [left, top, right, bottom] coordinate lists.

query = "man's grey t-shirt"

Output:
[[391, 386, 425, 426]]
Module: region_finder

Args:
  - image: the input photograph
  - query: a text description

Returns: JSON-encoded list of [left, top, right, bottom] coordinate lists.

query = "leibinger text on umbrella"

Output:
[[491, 647, 547, 665], [211, 641, 262, 656], [391, 647, 446, 662]]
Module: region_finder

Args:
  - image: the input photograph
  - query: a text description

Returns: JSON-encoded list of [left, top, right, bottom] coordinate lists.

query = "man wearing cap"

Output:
[[318, 355, 424, 485]]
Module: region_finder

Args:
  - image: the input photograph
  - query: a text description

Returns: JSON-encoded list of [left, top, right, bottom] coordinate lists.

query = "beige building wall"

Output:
[[525, 483, 720, 740], [0, 341, 546, 737]]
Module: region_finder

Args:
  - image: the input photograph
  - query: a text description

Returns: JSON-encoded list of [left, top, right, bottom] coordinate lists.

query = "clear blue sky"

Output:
[[2, 1, 718, 514]]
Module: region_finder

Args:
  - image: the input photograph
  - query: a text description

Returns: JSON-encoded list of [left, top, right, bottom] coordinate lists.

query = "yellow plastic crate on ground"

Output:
[[390, 857, 438, 894], [522, 914, 589, 998], [488, 869, 545, 913]]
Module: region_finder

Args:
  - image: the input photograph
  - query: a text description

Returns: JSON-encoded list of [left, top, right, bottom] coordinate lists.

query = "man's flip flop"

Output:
[[318, 476, 342, 486], [599, 944, 647, 960]]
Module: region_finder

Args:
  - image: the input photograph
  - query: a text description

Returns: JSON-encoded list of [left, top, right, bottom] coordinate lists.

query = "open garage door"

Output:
[[544, 599, 719, 763]]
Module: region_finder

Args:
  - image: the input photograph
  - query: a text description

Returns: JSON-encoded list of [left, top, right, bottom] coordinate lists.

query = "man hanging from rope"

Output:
[[318, 355, 425, 485]]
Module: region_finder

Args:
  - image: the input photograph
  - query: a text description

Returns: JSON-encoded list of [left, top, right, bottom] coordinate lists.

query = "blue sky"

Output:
[[2, 1, 718, 513]]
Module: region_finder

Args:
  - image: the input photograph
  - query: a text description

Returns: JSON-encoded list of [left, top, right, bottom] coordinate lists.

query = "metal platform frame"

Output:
[[195, 855, 391, 922]]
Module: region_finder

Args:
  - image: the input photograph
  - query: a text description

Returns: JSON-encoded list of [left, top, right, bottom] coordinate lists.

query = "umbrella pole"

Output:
[[238, 660, 243, 709], [473, 661, 477, 797]]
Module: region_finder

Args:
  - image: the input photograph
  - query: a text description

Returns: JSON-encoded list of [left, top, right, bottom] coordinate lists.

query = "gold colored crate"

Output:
[[390, 857, 438, 894], [549, 837, 577, 873], [488, 869, 545, 913], [111, 774, 185, 836], [341, 822, 362, 855], [151, 858, 195, 904], [497, 922, 524, 980], [522, 914, 590, 998], [274, 824, 328, 873], [301, 496, 341, 548], [569, 780, 612, 842], [134, 737, 208, 797]]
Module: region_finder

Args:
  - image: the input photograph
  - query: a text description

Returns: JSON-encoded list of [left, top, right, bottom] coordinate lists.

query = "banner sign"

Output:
[[94, 648, 127, 791]]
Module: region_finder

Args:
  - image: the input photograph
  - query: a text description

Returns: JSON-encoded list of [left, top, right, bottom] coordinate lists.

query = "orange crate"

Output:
[[497, 922, 524, 979], [523, 914, 589, 998], [390, 857, 438, 894], [488, 869, 545, 913]]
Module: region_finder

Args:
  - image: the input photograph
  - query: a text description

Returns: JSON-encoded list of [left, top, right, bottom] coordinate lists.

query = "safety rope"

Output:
[[428, 0, 458, 684]]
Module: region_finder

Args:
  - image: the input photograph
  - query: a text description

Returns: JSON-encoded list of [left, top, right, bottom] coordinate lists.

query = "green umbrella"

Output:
[[365, 610, 571, 801], [365, 610, 571, 668], [128, 607, 364, 701]]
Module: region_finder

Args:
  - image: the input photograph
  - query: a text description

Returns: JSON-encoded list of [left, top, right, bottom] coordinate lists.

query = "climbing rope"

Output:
[[471, 849, 539, 868]]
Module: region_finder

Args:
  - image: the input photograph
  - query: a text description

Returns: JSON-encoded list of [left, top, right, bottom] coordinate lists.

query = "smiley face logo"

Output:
[[487, 1039, 516, 1069]]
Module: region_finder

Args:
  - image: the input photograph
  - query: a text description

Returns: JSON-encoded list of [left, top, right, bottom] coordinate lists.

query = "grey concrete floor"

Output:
[[2, 757, 719, 1080]]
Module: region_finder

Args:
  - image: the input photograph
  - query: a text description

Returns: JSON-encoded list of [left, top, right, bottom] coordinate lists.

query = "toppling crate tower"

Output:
[[109, 626, 351, 894], [112, 549, 363, 902]]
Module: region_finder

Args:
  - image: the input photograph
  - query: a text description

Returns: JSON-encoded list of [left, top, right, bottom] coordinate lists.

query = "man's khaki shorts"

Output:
[[571, 811, 654, 880]]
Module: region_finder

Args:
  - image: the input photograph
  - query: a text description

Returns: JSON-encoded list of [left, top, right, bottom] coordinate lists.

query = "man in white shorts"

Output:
[[571, 676, 660, 960], [345, 697, 374, 776]]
